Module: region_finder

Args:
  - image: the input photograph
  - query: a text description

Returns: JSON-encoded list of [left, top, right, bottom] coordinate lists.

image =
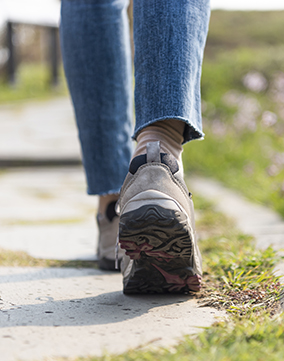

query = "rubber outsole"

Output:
[[119, 205, 201, 294]]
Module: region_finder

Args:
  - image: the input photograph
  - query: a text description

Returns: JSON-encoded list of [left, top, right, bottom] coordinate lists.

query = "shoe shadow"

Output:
[[0, 268, 196, 329]]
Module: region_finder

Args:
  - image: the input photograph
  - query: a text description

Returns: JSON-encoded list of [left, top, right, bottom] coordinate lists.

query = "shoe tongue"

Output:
[[146, 141, 161, 163]]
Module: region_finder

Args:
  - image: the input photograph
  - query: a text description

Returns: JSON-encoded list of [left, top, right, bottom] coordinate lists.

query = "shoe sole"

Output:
[[119, 205, 201, 294]]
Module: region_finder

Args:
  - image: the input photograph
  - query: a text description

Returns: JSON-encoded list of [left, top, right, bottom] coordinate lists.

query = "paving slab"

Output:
[[0, 267, 224, 361], [188, 176, 284, 252], [0, 166, 226, 361], [188, 176, 284, 280], [0, 98, 80, 161], [0, 168, 98, 260]]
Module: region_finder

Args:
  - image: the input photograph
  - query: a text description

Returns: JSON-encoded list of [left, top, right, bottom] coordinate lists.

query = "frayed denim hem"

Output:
[[132, 116, 205, 144]]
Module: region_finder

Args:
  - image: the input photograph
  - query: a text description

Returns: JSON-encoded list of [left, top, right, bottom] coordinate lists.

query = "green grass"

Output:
[[183, 11, 284, 217], [0, 248, 98, 268], [1, 11, 284, 359], [1, 194, 282, 361], [1, 11, 283, 217], [1, 217, 85, 226], [193, 195, 281, 316], [63, 314, 284, 361], [205, 10, 284, 51], [0, 63, 67, 104]]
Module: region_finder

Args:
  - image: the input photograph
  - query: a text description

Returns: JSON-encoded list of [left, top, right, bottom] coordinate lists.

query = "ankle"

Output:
[[133, 119, 185, 172], [98, 193, 119, 215]]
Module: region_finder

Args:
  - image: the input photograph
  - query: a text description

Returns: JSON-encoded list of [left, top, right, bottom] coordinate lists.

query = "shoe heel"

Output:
[[119, 204, 192, 260]]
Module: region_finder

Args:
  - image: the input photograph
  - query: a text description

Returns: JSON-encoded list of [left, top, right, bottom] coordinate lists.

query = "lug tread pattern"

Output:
[[119, 205, 201, 294]]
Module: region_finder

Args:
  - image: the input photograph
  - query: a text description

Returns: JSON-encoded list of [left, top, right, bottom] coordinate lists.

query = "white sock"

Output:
[[133, 119, 185, 174]]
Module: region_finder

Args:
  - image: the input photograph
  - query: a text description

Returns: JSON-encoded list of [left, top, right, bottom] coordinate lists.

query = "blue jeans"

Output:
[[60, 0, 210, 195]]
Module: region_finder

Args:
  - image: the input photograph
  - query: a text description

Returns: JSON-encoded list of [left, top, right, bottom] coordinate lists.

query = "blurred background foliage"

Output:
[[0, 23, 66, 102], [206, 11, 284, 49], [184, 10, 284, 217], [0, 9, 283, 216]]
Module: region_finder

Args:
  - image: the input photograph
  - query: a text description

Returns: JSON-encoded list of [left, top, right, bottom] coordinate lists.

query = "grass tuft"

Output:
[[192, 195, 282, 316], [0, 248, 98, 269]]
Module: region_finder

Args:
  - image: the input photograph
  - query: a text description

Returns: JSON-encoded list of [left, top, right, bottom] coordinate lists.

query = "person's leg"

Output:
[[60, 0, 133, 269], [133, 0, 210, 154], [60, 0, 133, 196], [134, 0, 210, 141], [119, 0, 211, 293]]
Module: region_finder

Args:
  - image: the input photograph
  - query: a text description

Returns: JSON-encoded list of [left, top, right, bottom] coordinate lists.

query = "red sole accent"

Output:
[[152, 264, 202, 292], [120, 239, 175, 260]]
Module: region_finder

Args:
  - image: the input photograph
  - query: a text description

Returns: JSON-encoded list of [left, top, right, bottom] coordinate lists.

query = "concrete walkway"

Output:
[[0, 98, 80, 162], [0, 99, 224, 361], [0, 168, 97, 261], [1, 267, 220, 361], [0, 98, 282, 360]]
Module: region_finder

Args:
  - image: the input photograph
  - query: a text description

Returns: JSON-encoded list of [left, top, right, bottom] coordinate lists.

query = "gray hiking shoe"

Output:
[[117, 141, 202, 294], [96, 201, 124, 271]]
